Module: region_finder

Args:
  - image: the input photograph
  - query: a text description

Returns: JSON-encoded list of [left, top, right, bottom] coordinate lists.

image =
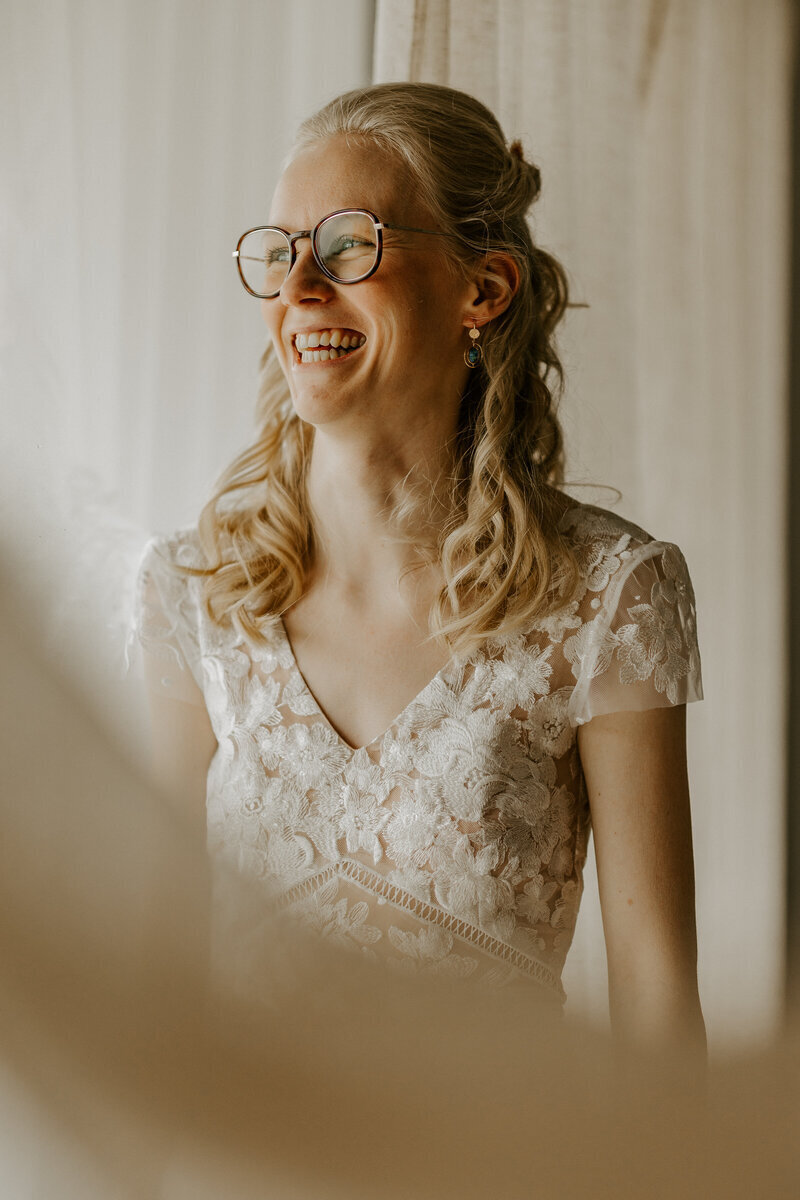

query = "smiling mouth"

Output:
[[291, 328, 367, 364]]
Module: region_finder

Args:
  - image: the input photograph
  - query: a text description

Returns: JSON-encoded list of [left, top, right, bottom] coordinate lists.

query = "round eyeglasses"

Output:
[[232, 208, 452, 298]]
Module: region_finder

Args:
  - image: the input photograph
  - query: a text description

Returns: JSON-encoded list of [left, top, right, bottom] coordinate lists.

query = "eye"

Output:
[[327, 235, 375, 257], [265, 246, 291, 264]]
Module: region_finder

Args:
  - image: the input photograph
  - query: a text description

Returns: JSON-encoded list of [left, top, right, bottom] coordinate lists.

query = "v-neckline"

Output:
[[275, 616, 461, 755]]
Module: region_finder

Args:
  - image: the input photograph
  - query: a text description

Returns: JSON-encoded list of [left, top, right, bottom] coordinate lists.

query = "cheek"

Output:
[[376, 270, 461, 347], [407, 262, 466, 325]]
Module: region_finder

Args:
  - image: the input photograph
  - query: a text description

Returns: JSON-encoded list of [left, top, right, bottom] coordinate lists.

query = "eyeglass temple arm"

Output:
[[379, 223, 453, 237], [376, 225, 587, 307]]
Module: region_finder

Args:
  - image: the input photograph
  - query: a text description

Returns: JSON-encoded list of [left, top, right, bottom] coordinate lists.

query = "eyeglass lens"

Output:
[[237, 211, 379, 297]]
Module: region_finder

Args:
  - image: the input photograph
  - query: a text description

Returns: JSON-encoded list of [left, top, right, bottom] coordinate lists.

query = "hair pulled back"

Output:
[[198, 82, 579, 653]]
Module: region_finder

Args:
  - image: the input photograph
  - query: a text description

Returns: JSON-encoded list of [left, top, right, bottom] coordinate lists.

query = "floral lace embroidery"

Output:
[[132, 502, 703, 1002]]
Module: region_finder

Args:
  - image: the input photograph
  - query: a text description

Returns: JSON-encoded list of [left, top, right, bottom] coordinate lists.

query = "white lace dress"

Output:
[[133, 502, 703, 1005]]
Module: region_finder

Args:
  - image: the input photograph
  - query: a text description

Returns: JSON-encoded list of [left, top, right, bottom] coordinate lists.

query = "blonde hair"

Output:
[[196, 82, 580, 655]]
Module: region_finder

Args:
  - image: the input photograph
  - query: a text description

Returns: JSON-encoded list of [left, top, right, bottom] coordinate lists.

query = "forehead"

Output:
[[268, 135, 424, 228]]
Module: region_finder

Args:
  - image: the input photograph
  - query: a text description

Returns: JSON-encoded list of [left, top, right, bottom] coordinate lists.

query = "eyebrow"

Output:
[[265, 211, 377, 230]]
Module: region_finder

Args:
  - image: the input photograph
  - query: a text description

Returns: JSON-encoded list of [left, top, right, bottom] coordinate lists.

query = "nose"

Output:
[[279, 237, 335, 306]]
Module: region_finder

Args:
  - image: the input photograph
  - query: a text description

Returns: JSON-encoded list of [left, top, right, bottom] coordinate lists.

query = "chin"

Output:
[[288, 387, 362, 429]]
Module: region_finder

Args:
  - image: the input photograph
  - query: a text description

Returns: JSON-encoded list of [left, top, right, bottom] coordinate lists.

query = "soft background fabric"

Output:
[[0, 0, 793, 1053]]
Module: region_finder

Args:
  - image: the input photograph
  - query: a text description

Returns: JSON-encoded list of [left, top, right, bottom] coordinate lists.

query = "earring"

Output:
[[464, 319, 483, 369]]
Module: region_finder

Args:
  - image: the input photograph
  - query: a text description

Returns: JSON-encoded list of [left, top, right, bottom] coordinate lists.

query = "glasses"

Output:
[[232, 207, 453, 298]]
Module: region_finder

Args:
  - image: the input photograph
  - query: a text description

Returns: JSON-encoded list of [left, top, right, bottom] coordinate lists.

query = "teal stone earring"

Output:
[[464, 319, 483, 368]]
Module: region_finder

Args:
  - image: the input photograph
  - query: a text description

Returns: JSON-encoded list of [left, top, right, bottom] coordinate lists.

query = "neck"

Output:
[[305, 425, 457, 591]]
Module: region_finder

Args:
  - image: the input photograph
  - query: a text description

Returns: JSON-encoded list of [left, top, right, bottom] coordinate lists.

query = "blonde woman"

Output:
[[134, 82, 705, 1047]]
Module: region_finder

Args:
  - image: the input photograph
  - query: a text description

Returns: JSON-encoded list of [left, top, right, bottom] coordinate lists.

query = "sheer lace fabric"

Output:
[[132, 503, 702, 1003]]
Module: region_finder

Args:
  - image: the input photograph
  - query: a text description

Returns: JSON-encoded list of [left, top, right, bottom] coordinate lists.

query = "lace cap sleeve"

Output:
[[566, 541, 703, 726], [128, 532, 206, 706]]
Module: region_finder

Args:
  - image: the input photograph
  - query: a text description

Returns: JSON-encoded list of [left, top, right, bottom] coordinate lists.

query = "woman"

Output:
[[135, 82, 705, 1047]]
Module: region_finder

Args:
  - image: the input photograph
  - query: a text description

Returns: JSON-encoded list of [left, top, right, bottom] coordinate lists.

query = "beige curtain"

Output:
[[375, 0, 794, 1042], [1, 0, 375, 535]]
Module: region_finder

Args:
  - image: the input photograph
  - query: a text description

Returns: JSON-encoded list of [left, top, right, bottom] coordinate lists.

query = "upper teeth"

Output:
[[294, 329, 366, 351]]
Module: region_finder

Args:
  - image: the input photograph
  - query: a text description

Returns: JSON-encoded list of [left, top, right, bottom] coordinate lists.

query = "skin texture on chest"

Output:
[[281, 579, 451, 751]]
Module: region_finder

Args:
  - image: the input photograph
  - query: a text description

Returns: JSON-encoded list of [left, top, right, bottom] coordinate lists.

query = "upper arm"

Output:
[[577, 704, 704, 1043]]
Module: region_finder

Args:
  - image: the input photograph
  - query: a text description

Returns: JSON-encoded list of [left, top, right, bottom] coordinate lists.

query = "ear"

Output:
[[462, 252, 520, 327]]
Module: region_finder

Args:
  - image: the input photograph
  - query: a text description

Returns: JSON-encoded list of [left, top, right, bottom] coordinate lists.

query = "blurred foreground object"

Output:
[[0, 553, 798, 1199]]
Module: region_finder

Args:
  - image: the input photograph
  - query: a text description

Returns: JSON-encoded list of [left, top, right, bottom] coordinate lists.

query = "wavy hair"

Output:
[[196, 82, 580, 655]]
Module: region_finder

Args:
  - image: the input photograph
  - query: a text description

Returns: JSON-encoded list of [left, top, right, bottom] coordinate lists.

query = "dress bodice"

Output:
[[132, 502, 702, 1003]]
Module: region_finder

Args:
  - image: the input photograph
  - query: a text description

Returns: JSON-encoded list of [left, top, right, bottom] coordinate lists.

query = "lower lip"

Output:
[[291, 345, 365, 369]]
